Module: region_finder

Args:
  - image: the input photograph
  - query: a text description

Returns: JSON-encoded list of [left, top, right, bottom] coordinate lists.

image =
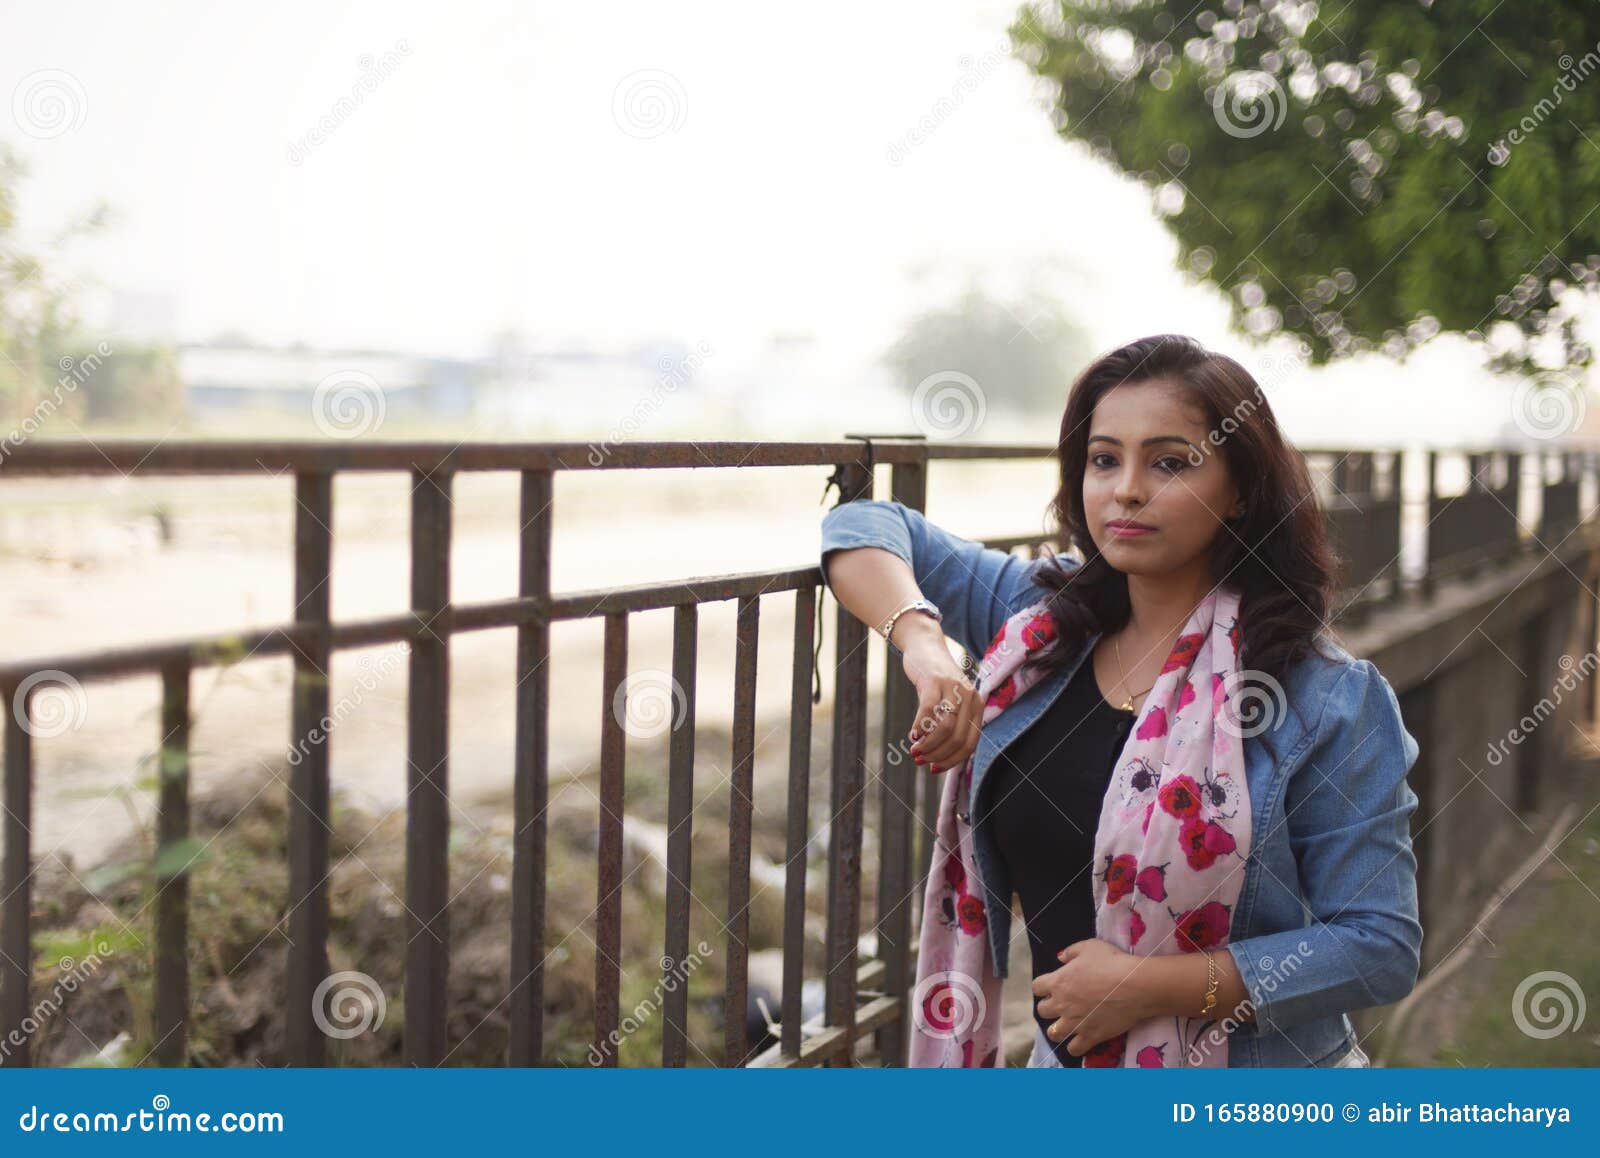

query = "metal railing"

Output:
[[0, 437, 1590, 1067]]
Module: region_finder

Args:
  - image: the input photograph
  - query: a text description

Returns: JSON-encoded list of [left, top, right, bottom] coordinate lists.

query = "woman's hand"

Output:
[[1031, 938, 1152, 1056], [899, 625, 985, 773]]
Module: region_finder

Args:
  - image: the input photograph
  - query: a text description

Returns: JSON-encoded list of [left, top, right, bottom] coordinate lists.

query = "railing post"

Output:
[[661, 602, 698, 1066], [288, 470, 333, 1065], [511, 469, 552, 1066], [154, 659, 192, 1066], [824, 454, 874, 1065], [405, 464, 453, 1065], [874, 453, 926, 1066], [725, 594, 760, 1065], [1, 679, 32, 1067], [1421, 450, 1438, 601]]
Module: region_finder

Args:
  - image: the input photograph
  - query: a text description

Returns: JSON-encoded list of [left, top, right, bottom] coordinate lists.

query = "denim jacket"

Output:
[[820, 499, 1424, 1067]]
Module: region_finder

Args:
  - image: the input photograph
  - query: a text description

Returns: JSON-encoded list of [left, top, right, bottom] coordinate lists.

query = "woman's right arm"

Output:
[[818, 499, 1043, 771]]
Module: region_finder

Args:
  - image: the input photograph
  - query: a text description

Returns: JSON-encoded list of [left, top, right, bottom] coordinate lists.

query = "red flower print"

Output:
[[1161, 631, 1204, 673], [1102, 853, 1138, 904], [956, 893, 986, 935], [1020, 612, 1056, 650], [942, 853, 966, 892], [960, 1038, 973, 1067], [1084, 1032, 1127, 1067], [1129, 908, 1146, 948], [1178, 816, 1218, 870], [1228, 619, 1242, 660], [1159, 774, 1203, 818], [982, 1045, 998, 1067], [1142, 800, 1155, 834], [1136, 1044, 1166, 1068], [923, 985, 959, 1034], [987, 678, 1018, 712], [1172, 901, 1231, 952], [1136, 863, 1168, 901], [1202, 821, 1237, 857], [1177, 679, 1196, 715], [1135, 706, 1168, 740]]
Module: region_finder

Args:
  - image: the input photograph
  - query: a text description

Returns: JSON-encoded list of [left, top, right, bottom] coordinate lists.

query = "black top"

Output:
[[980, 656, 1137, 1065]]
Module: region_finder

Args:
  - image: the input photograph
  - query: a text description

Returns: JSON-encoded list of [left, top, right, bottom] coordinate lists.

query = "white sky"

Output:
[[0, 0, 1588, 444]]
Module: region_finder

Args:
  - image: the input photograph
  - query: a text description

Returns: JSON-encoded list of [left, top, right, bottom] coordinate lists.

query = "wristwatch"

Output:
[[877, 597, 943, 647]]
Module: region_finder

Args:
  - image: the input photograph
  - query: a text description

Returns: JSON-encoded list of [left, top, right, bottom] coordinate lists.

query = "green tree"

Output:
[[1010, 0, 1600, 374]]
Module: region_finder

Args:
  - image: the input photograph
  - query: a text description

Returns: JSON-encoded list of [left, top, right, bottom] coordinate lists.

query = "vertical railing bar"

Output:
[[824, 457, 873, 1066], [511, 468, 552, 1065], [1, 680, 33, 1067], [874, 456, 925, 1065], [725, 593, 759, 1065], [779, 586, 815, 1060], [405, 465, 452, 1065], [661, 603, 698, 1067], [594, 612, 628, 1066], [288, 470, 333, 1065], [154, 659, 192, 1066]]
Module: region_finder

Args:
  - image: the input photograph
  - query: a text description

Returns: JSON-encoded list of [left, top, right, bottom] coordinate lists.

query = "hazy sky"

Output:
[[0, 0, 1579, 445]]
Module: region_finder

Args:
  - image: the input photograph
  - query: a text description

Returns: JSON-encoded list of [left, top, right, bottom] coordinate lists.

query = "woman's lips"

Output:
[[1106, 522, 1156, 537]]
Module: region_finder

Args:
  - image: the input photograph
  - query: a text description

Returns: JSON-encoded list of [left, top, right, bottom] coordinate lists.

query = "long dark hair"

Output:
[[1024, 334, 1343, 692]]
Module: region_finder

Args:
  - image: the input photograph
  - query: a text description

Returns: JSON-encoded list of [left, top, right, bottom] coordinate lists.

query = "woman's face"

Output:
[[1081, 377, 1242, 578]]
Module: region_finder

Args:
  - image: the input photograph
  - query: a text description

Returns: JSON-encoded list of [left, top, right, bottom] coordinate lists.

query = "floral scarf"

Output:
[[908, 584, 1252, 1068]]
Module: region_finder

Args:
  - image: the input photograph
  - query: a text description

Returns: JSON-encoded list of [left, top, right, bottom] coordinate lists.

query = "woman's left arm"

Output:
[[1209, 658, 1424, 1033]]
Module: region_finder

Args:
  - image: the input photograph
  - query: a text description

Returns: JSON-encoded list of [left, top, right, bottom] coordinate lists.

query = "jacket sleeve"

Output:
[[1224, 658, 1424, 1036], [818, 498, 1057, 660]]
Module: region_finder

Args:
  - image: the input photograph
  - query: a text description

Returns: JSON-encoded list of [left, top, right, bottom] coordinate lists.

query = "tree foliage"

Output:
[[1010, 0, 1600, 374]]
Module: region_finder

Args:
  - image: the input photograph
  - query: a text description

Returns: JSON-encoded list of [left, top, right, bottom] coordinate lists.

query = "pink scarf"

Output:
[[908, 585, 1252, 1068]]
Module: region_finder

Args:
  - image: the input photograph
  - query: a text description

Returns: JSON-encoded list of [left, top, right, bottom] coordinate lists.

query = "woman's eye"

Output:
[[1091, 453, 1116, 469], [1155, 457, 1187, 474]]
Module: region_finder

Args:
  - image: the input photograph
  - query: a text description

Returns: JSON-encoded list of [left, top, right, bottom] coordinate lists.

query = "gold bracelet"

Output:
[[1198, 949, 1219, 1017]]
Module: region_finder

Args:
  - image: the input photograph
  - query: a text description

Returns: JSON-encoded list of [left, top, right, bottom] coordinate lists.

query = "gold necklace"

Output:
[[1112, 633, 1156, 713]]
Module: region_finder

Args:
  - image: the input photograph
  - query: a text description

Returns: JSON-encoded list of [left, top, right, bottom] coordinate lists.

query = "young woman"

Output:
[[820, 334, 1422, 1068]]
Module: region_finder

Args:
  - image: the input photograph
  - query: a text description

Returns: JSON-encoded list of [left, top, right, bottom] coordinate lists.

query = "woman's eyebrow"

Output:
[[1088, 434, 1200, 449]]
